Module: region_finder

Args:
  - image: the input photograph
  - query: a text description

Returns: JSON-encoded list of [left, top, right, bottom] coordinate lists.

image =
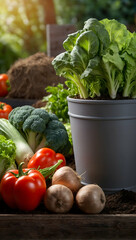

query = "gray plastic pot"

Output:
[[67, 97, 136, 193]]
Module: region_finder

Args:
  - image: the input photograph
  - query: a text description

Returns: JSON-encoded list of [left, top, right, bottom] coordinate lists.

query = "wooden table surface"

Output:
[[0, 213, 136, 240]]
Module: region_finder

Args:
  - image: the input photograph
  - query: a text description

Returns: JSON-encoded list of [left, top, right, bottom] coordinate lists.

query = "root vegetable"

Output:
[[76, 184, 106, 214], [44, 184, 74, 213], [52, 166, 81, 193]]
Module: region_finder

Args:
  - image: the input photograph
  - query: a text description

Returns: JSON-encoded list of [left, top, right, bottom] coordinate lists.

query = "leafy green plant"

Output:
[[52, 18, 136, 99], [42, 83, 74, 147], [43, 84, 69, 123]]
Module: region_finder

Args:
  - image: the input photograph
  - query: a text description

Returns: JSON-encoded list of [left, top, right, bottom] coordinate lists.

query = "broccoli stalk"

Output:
[[26, 131, 38, 152], [35, 136, 46, 152], [0, 119, 34, 167]]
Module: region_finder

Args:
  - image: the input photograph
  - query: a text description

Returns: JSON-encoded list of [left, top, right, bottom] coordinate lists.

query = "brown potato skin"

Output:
[[76, 184, 106, 214], [44, 184, 74, 213], [52, 166, 81, 193]]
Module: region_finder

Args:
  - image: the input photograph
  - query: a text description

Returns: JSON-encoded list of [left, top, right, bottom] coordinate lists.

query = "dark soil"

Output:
[[7, 52, 65, 100], [102, 189, 136, 214], [73, 94, 131, 101]]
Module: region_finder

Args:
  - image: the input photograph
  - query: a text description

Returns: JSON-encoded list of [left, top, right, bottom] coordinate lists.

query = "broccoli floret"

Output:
[[46, 120, 66, 130], [23, 109, 50, 151], [49, 113, 59, 121], [44, 128, 68, 152], [44, 119, 70, 154], [8, 106, 71, 156], [9, 105, 34, 139]]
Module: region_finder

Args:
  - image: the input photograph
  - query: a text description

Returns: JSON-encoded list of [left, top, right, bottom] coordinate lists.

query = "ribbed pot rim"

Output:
[[67, 96, 136, 105]]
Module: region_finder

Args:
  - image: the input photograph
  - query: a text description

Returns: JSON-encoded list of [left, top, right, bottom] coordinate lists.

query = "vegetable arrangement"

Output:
[[0, 158, 106, 213], [0, 104, 79, 212], [0, 104, 71, 169], [52, 18, 136, 99], [0, 124, 105, 214]]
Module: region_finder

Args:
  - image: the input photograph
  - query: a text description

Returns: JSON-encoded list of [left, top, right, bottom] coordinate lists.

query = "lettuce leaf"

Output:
[[121, 52, 136, 98], [100, 18, 132, 51], [0, 135, 16, 179]]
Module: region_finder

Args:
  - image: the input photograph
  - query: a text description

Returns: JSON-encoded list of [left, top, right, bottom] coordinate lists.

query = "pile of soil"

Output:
[[7, 52, 65, 100], [102, 189, 136, 214]]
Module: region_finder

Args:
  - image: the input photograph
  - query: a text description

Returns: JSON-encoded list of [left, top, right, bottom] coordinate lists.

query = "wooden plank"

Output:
[[46, 24, 76, 57], [0, 214, 136, 240]]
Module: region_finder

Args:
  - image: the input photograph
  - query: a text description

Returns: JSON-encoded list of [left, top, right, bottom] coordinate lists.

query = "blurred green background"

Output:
[[0, 0, 136, 73]]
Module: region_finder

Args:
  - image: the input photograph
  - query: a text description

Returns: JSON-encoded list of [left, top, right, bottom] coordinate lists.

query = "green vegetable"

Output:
[[42, 84, 73, 151], [43, 83, 69, 123], [52, 18, 136, 99], [0, 135, 17, 180], [8, 106, 71, 156], [0, 119, 34, 167]]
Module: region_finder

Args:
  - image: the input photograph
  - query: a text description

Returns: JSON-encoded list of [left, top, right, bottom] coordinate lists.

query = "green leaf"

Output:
[[83, 18, 110, 54], [76, 30, 99, 58], [0, 135, 16, 179], [121, 53, 136, 97], [101, 18, 132, 51], [81, 56, 102, 79], [63, 30, 83, 51], [103, 50, 124, 71], [71, 45, 89, 73], [126, 33, 136, 58], [52, 51, 88, 98]]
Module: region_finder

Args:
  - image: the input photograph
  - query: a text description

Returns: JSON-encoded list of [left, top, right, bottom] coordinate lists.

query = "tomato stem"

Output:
[[0, 103, 4, 110], [18, 162, 28, 176], [39, 159, 63, 178], [10, 162, 30, 178], [10, 160, 63, 179]]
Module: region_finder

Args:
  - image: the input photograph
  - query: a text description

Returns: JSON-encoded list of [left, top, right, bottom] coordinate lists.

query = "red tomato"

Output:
[[0, 102, 13, 119], [0, 74, 9, 97], [0, 167, 46, 211], [28, 148, 66, 170]]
